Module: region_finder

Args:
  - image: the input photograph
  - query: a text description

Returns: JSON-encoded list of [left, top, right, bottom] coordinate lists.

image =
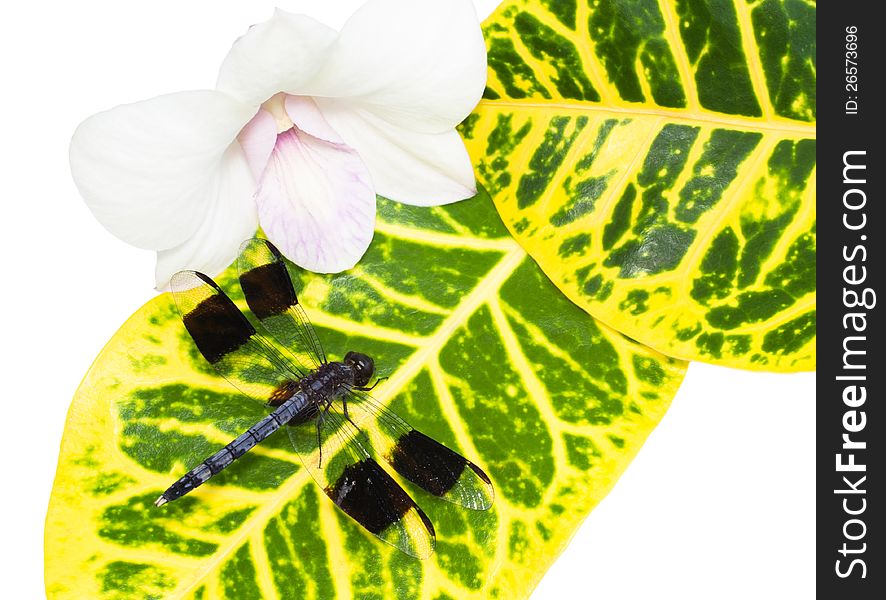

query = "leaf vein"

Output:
[[478, 99, 816, 136]]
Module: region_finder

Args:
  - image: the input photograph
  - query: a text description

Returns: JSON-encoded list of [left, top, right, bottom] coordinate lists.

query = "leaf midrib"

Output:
[[477, 99, 816, 136], [165, 243, 526, 599]]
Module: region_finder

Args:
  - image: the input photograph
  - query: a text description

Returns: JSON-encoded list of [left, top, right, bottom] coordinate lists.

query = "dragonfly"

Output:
[[154, 238, 494, 558]]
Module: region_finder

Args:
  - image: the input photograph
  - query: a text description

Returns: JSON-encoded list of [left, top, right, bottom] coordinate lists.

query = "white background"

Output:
[[0, 1, 815, 598]]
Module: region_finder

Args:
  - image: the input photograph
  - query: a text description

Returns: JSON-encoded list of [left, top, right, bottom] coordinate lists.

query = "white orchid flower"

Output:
[[70, 0, 486, 288]]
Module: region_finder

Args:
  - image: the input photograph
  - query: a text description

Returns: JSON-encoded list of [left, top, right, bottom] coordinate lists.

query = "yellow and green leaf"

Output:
[[463, 0, 816, 371], [46, 191, 687, 599]]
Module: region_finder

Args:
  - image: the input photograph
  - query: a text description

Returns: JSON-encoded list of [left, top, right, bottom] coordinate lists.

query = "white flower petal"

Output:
[[217, 9, 338, 106], [305, 0, 487, 134], [155, 144, 259, 289], [255, 127, 375, 273], [315, 100, 476, 206], [70, 90, 256, 250], [237, 108, 277, 181]]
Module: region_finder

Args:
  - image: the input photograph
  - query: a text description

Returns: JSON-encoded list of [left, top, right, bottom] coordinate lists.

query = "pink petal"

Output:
[[284, 95, 343, 144], [255, 127, 375, 273], [237, 109, 277, 181]]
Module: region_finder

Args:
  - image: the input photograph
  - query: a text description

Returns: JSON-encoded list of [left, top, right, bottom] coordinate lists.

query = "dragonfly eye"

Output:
[[344, 351, 375, 386]]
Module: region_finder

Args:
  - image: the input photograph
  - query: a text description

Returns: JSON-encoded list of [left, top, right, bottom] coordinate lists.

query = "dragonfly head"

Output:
[[344, 351, 375, 387]]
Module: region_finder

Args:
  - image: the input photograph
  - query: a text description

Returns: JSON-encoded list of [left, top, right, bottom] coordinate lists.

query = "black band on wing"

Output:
[[390, 430, 473, 496], [326, 458, 434, 536], [182, 292, 256, 364], [239, 255, 297, 319]]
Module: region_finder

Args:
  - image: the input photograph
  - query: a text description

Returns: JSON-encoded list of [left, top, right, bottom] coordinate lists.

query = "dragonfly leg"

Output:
[[316, 397, 335, 469], [353, 376, 388, 392], [315, 409, 324, 468], [340, 395, 364, 437]]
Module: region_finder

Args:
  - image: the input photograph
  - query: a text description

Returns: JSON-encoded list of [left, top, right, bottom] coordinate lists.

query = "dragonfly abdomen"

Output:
[[154, 390, 310, 507]]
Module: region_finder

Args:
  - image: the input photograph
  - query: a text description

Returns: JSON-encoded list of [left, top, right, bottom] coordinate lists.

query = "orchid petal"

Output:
[[315, 100, 476, 206], [237, 108, 277, 181], [70, 90, 256, 250], [284, 95, 344, 144], [155, 144, 259, 289], [217, 9, 338, 107], [305, 0, 486, 134], [255, 127, 375, 273]]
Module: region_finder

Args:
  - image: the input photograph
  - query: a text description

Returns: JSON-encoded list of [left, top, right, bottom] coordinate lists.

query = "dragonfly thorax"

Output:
[[344, 351, 374, 387]]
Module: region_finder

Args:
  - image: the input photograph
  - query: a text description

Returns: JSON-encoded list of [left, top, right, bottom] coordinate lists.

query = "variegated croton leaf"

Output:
[[462, 0, 816, 371], [45, 191, 686, 599]]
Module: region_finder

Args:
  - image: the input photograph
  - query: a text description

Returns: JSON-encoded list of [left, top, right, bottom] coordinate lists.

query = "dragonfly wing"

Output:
[[287, 405, 436, 559], [345, 390, 494, 511], [170, 270, 304, 405], [237, 238, 327, 371]]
